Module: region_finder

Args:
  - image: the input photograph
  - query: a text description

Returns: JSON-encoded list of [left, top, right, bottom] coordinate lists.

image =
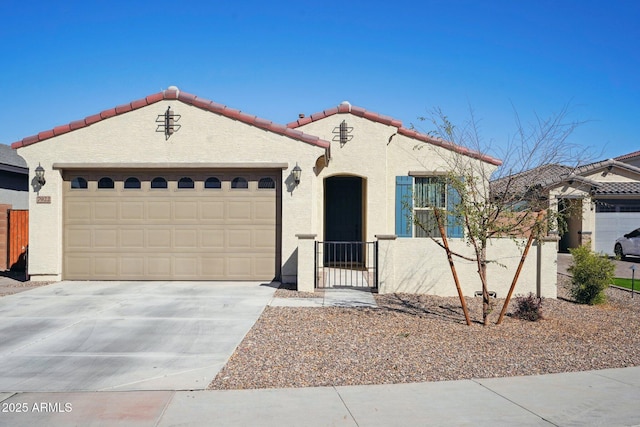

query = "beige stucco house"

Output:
[[546, 158, 640, 255], [11, 87, 557, 298]]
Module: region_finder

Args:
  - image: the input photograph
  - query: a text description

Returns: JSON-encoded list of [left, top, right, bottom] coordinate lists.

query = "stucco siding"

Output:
[[583, 168, 639, 182], [297, 114, 496, 241], [379, 237, 557, 298], [298, 115, 392, 241], [17, 100, 325, 280]]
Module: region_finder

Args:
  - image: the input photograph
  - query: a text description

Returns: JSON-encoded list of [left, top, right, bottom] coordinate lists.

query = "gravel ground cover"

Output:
[[273, 282, 321, 298], [0, 279, 53, 296], [210, 277, 640, 390]]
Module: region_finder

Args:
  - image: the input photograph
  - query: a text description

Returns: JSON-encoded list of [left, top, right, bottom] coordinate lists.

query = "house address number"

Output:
[[37, 196, 51, 204]]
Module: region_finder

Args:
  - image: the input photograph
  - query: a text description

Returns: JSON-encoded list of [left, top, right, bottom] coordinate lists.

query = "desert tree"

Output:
[[411, 105, 591, 325]]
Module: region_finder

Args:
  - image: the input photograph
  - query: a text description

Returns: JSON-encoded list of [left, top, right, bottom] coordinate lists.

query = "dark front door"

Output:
[[324, 176, 363, 265]]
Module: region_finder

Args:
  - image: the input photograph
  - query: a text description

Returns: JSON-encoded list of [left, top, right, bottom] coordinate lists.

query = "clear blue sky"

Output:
[[1, 0, 638, 161]]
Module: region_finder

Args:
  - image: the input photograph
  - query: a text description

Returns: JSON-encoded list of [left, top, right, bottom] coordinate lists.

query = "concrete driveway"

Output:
[[0, 281, 276, 392]]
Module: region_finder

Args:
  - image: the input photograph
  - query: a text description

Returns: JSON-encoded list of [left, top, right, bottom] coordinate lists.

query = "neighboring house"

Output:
[[0, 144, 28, 271], [11, 87, 557, 298], [493, 157, 640, 256], [0, 143, 28, 209], [615, 150, 640, 168]]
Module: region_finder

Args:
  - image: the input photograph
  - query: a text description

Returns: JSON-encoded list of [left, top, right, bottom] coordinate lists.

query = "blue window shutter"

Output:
[[446, 179, 463, 238], [395, 176, 412, 237]]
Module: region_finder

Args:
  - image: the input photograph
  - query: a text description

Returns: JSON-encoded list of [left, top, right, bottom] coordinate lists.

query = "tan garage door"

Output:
[[63, 170, 280, 280]]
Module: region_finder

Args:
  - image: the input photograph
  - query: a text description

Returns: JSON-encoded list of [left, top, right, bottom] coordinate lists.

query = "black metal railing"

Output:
[[315, 241, 377, 289]]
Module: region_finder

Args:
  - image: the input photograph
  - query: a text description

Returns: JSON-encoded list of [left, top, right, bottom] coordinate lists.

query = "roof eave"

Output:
[[11, 89, 331, 151]]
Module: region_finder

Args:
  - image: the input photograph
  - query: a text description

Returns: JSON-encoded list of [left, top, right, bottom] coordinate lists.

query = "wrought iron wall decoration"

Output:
[[332, 120, 353, 146], [156, 106, 181, 139]]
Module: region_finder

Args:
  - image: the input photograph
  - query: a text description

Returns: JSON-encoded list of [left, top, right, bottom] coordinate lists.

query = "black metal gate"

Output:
[[315, 241, 377, 289]]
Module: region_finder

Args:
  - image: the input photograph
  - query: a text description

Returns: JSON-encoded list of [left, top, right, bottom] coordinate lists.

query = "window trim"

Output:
[[177, 176, 195, 189], [396, 175, 462, 239], [150, 176, 168, 189], [258, 177, 276, 189], [413, 177, 447, 238], [231, 176, 249, 189], [70, 177, 88, 190], [204, 177, 222, 189], [124, 177, 141, 190], [97, 177, 115, 189]]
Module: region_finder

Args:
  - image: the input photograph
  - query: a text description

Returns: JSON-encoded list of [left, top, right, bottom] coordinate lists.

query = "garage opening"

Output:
[[62, 169, 281, 281]]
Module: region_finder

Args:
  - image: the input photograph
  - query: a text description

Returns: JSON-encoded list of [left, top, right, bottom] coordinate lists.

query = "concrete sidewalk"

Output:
[[0, 367, 638, 426]]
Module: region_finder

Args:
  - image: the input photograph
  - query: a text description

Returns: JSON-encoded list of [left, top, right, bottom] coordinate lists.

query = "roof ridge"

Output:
[[287, 103, 502, 166], [11, 88, 330, 150], [614, 150, 640, 161]]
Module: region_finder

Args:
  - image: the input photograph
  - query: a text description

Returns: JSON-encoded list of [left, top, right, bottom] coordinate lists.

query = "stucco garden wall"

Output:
[[377, 237, 557, 298]]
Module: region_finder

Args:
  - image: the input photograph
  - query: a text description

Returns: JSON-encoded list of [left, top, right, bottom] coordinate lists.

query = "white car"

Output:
[[614, 228, 640, 260]]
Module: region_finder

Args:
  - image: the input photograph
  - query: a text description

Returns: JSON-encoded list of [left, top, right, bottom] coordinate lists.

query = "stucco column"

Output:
[[537, 235, 560, 299], [375, 235, 397, 294], [296, 234, 317, 292]]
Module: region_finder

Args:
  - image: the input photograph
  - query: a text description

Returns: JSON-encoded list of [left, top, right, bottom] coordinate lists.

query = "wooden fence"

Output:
[[8, 210, 28, 271]]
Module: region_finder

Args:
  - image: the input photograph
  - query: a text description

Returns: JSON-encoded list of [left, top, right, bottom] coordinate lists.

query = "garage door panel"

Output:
[[147, 257, 172, 276], [200, 201, 224, 220], [201, 257, 225, 276], [174, 256, 199, 276], [120, 257, 145, 276], [254, 201, 276, 221], [200, 230, 225, 249], [120, 229, 145, 249], [227, 257, 253, 277], [255, 257, 276, 277], [93, 229, 118, 249], [65, 256, 93, 276], [148, 202, 172, 220], [254, 229, 276, 249], [95, 257, 118, 276], [64, 170, 279, 280], [175, 202, 198, 221], [228, 201, 252, 220], [94, 202, 118, 221], [66, 229, 92, 249], [66, 202, 91, 222], [174, 229, 198, 249], [595, 212, 640, 255], [147, 229, 172, 248], [228, 230, 252, 248], [120, 202, 145, 220]]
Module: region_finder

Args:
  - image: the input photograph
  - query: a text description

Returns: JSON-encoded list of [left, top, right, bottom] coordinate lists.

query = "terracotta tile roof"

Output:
[[10, 87, 331, 150], [614, 150, 640, 162], [287, 102, 502, 166]]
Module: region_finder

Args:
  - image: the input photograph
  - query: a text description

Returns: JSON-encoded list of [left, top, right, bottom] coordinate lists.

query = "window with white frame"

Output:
[[414, 177, 446, 237], [395, 175, 462, 238]]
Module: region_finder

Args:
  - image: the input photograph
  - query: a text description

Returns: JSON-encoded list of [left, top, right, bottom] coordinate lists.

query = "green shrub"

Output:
[[568, 245, 614, 305], [513, 292, 544, 321]]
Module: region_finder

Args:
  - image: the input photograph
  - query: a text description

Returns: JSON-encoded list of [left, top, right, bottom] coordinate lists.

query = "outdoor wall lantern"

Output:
[[292, 163, 302, 185], [35, 163, 46, 187]]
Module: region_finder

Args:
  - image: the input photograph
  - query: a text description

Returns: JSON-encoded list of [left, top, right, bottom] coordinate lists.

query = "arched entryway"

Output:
[[320, 175, 376, 288], [324, 175, 364, 243], [323, 175, 365, 267]]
